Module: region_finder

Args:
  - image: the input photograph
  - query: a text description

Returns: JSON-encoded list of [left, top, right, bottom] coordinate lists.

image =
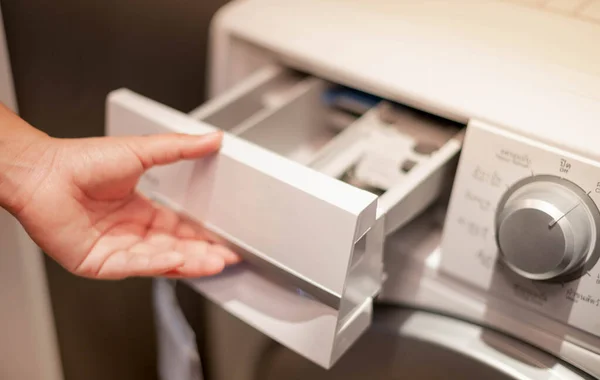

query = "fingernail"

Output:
[[198, 131, 223, 148], [213, 245, 241, 264], [204, 131, 223, 141]]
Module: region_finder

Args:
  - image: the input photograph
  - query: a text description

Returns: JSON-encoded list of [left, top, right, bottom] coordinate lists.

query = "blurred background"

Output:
[[1, 1, 229, 379]]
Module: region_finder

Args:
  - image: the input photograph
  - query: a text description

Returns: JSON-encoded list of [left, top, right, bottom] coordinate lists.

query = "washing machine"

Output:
[[173, 199, 595, 380], [108, 0, 600, 379]]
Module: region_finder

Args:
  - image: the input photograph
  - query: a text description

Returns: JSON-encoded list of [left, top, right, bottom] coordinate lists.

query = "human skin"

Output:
[[0, 103, 239, 279]]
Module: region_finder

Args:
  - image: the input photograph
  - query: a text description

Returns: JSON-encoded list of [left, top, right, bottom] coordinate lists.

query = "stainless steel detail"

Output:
[[495, 175, 600, 280], [254, 308, 594, 380]]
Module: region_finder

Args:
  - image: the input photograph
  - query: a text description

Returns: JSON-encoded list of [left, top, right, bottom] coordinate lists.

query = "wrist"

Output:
[[0, 104, 52, 215]]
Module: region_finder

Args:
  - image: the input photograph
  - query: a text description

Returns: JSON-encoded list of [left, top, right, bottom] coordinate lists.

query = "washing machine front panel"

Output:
[[255, 307, 591, 380]]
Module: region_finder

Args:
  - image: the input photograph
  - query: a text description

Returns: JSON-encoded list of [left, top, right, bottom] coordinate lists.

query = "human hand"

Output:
[[0, 107, 239, 279]]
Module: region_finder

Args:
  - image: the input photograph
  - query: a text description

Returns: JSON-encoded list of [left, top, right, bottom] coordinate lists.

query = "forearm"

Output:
[[0, 103, 51, 215]]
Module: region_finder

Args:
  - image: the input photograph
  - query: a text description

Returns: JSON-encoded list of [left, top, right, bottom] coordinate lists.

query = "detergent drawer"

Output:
[[106, 63, 465, 368], [106, 65, 384, 369]]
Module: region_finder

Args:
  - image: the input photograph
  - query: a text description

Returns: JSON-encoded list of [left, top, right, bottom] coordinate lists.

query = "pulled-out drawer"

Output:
[[105, 64, 463, 368]]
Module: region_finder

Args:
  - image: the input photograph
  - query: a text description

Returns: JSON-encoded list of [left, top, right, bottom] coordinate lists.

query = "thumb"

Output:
[[124, 131, 223, 169]]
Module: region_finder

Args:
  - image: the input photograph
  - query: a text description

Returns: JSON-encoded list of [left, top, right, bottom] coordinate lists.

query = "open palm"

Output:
[[11, 131, 239, 279]]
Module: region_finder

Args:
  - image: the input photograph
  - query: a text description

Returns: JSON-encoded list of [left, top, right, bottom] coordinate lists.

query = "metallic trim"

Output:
[[495, 174, 600, 283]]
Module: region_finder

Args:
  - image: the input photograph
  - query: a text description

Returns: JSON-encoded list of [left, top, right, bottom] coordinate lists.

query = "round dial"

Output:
[[495, 175, 600, 281]]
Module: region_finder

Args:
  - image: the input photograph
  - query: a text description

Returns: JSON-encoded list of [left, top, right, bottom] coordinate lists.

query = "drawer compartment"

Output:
[[190, 65, 464, 236], [190, 66, 363, 166], [309, 101, 464, 235], [105, 64, 463, 368]]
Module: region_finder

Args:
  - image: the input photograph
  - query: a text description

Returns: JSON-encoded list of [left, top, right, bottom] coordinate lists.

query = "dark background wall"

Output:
[[1, 1, 228, 379]]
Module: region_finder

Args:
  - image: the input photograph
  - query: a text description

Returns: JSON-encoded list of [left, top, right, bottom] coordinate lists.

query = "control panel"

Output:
[[441, 120, 600, 338]]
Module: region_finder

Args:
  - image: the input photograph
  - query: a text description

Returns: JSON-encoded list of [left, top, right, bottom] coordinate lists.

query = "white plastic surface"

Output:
[[106, 87, 383, 368], [185, 264, 368, 369], [441, 121, 600, 340], [309, 105, 463, 236], [107, 88, 377, 300], [214, 0, 600, 162]]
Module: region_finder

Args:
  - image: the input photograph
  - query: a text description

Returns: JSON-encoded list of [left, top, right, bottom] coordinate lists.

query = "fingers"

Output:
[[207, 244, 242, 265], [90, 240, 237, 280], [125, 131, 223, 169], [95, 250, 186, 279], [166, 244, 226, 278], [148, 205, 241, 265], [82, 202, 241, 280], [174, 222, 197, 239], [176, 239, 240, 265]]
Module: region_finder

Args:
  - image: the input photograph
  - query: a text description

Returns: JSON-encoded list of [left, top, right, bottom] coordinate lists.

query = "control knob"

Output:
[[495, 175, 600, 280]]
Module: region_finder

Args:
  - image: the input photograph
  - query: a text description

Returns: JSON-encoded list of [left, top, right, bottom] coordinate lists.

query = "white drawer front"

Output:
[[106, 82, 383, 367]]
